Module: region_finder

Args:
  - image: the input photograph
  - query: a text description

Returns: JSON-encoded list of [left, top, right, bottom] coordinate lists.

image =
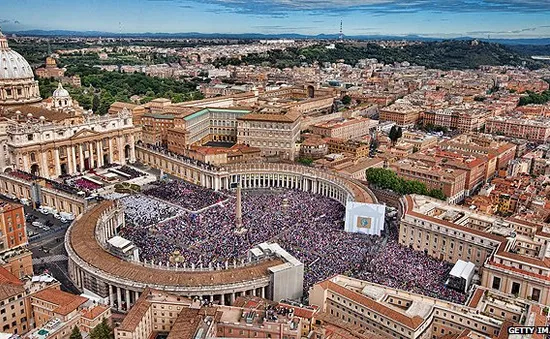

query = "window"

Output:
[[511, 282, 521, 295], [532, 288, 541, 302], [492, 276, 501, 290]]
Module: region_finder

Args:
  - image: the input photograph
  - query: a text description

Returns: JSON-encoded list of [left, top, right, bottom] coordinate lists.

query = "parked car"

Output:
[[32, 221, 43, 228]]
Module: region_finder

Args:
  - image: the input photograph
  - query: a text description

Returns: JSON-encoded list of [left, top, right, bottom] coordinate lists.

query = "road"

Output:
[[25, 206, 81, 294]]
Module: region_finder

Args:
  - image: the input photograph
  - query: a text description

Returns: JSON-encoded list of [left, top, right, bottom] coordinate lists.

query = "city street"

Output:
[[25, 206, 80, 294]]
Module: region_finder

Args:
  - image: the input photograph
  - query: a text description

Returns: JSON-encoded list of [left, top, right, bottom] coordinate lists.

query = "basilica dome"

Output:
[[53, 83, 70, 98], [0, 29, 41, 105]]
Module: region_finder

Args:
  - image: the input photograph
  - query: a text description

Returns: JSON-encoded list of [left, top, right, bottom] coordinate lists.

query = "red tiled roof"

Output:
[[82, 305, 109, 320], [32, 287, 88, 316], [467, 288, 484, 308]]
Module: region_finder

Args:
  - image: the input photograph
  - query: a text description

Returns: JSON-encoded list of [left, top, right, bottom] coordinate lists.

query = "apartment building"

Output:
[[310, 117, 376, 140], [115, 289, 318, 339], [0, 267, 28, 335], [391, 160, 467, 203], [27, 287, 111, 339], [326, 138, 370, 159], [379, 100, 422, 129], [485, 116, 550, 143], [0, 199, 31, 279], [422, 107, 489, 132], [309, 275, 513, 339], [401, 195, 550, 305], [237, 111, 301, 161]]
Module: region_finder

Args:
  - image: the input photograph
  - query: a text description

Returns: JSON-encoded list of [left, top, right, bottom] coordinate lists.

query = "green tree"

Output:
[[90, 318, 113, 339], [388, 126, 397, 144], [92, 95, 100, 112], [297, 158, 314, 166], [388, 126, 402, 144], [365, 168, 446, 200], [70, 326, 83, 339], [341, 95, 352, 106]]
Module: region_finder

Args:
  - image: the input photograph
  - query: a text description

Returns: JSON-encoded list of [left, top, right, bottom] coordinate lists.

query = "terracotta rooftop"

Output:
[[82, 305, 110, 320], [165, 308, 203, 339], [0, 267, 23, 286], [69, 202, 284, 288], [117, 289, 152, 332], [32, 287, 88, 316], [0, 267, 24, 300], [467, 287, 484, 308], [3, 104, 70, 122]]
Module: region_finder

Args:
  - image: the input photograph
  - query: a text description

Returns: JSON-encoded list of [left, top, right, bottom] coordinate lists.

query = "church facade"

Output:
[[0, 30, 139, 179]]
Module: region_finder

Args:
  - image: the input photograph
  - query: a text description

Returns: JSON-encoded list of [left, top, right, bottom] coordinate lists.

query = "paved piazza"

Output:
[[117, 179, 465, 302]]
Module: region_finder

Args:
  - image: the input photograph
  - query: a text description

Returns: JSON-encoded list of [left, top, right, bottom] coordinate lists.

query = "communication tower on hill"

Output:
[[339, 20, 343, 42]]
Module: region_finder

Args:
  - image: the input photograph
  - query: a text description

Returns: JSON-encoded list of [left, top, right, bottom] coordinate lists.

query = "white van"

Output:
[[59, 212, 75, 221], [39, 206, 54, 215], [20, 198, 31, 206]]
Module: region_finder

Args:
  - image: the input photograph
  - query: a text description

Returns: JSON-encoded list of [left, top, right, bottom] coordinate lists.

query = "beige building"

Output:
[[237, 111, 301, 161], [485, 116, 550, 143], [115, 289, 318, 339], [310, 117, 376, 140], [0, 36, 140, 179], [2, 101, 139, 178], [401, 195, 550, 305], [391, 160, 467, 203], [26, 286, 111, 339], [379, 100, 422, 129], [309, 275, 522, 339]]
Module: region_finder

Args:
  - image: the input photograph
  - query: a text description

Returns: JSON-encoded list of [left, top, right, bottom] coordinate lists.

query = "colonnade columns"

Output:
[[108, 285, 114, 307], [109, 138, 114, 164], [54, 149, 61, 177], [96, 142, 103, 168], [129, 135, 136, 162], [40, 152, 48, 178], [118, 137, 125, 165], [66, 146, 73, 174], [116, 287, 122, 311], [71, 146, 77, 173], [78, 145, 84, 171], [126, 289, 131, 309], [89, 143, 95, 169]]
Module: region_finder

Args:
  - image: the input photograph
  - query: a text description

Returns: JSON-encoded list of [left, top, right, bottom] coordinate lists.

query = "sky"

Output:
[[1, 0, 550, 38]]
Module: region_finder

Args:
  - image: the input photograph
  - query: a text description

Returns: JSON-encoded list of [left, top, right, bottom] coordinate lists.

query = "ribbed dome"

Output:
[[0, 31, 35, 80], [0, 30, 41, 105], [53, 83, 70, 98]]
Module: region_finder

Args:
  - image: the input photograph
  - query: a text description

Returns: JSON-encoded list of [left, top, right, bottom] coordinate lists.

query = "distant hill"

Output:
[[215, 40, 547, 70], [5, 29, 550, 45]]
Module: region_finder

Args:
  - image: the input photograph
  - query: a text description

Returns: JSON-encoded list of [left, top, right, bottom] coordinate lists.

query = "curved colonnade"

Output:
[[66, 145, 376, 312]]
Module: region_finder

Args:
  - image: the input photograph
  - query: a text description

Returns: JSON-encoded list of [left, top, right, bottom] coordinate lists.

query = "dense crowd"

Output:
[[143, 179, 226, 211], [116, 166, 146, 179], [118, 181, 465, 304], [120, 195, 184, 226]]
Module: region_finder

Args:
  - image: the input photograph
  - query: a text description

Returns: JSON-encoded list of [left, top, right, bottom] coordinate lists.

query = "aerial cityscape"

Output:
[[0, 1, 550, 338]]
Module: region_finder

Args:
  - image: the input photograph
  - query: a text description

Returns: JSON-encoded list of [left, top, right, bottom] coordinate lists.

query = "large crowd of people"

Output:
[[143, 179, 226, 211], [117, 179, 465, 304]]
